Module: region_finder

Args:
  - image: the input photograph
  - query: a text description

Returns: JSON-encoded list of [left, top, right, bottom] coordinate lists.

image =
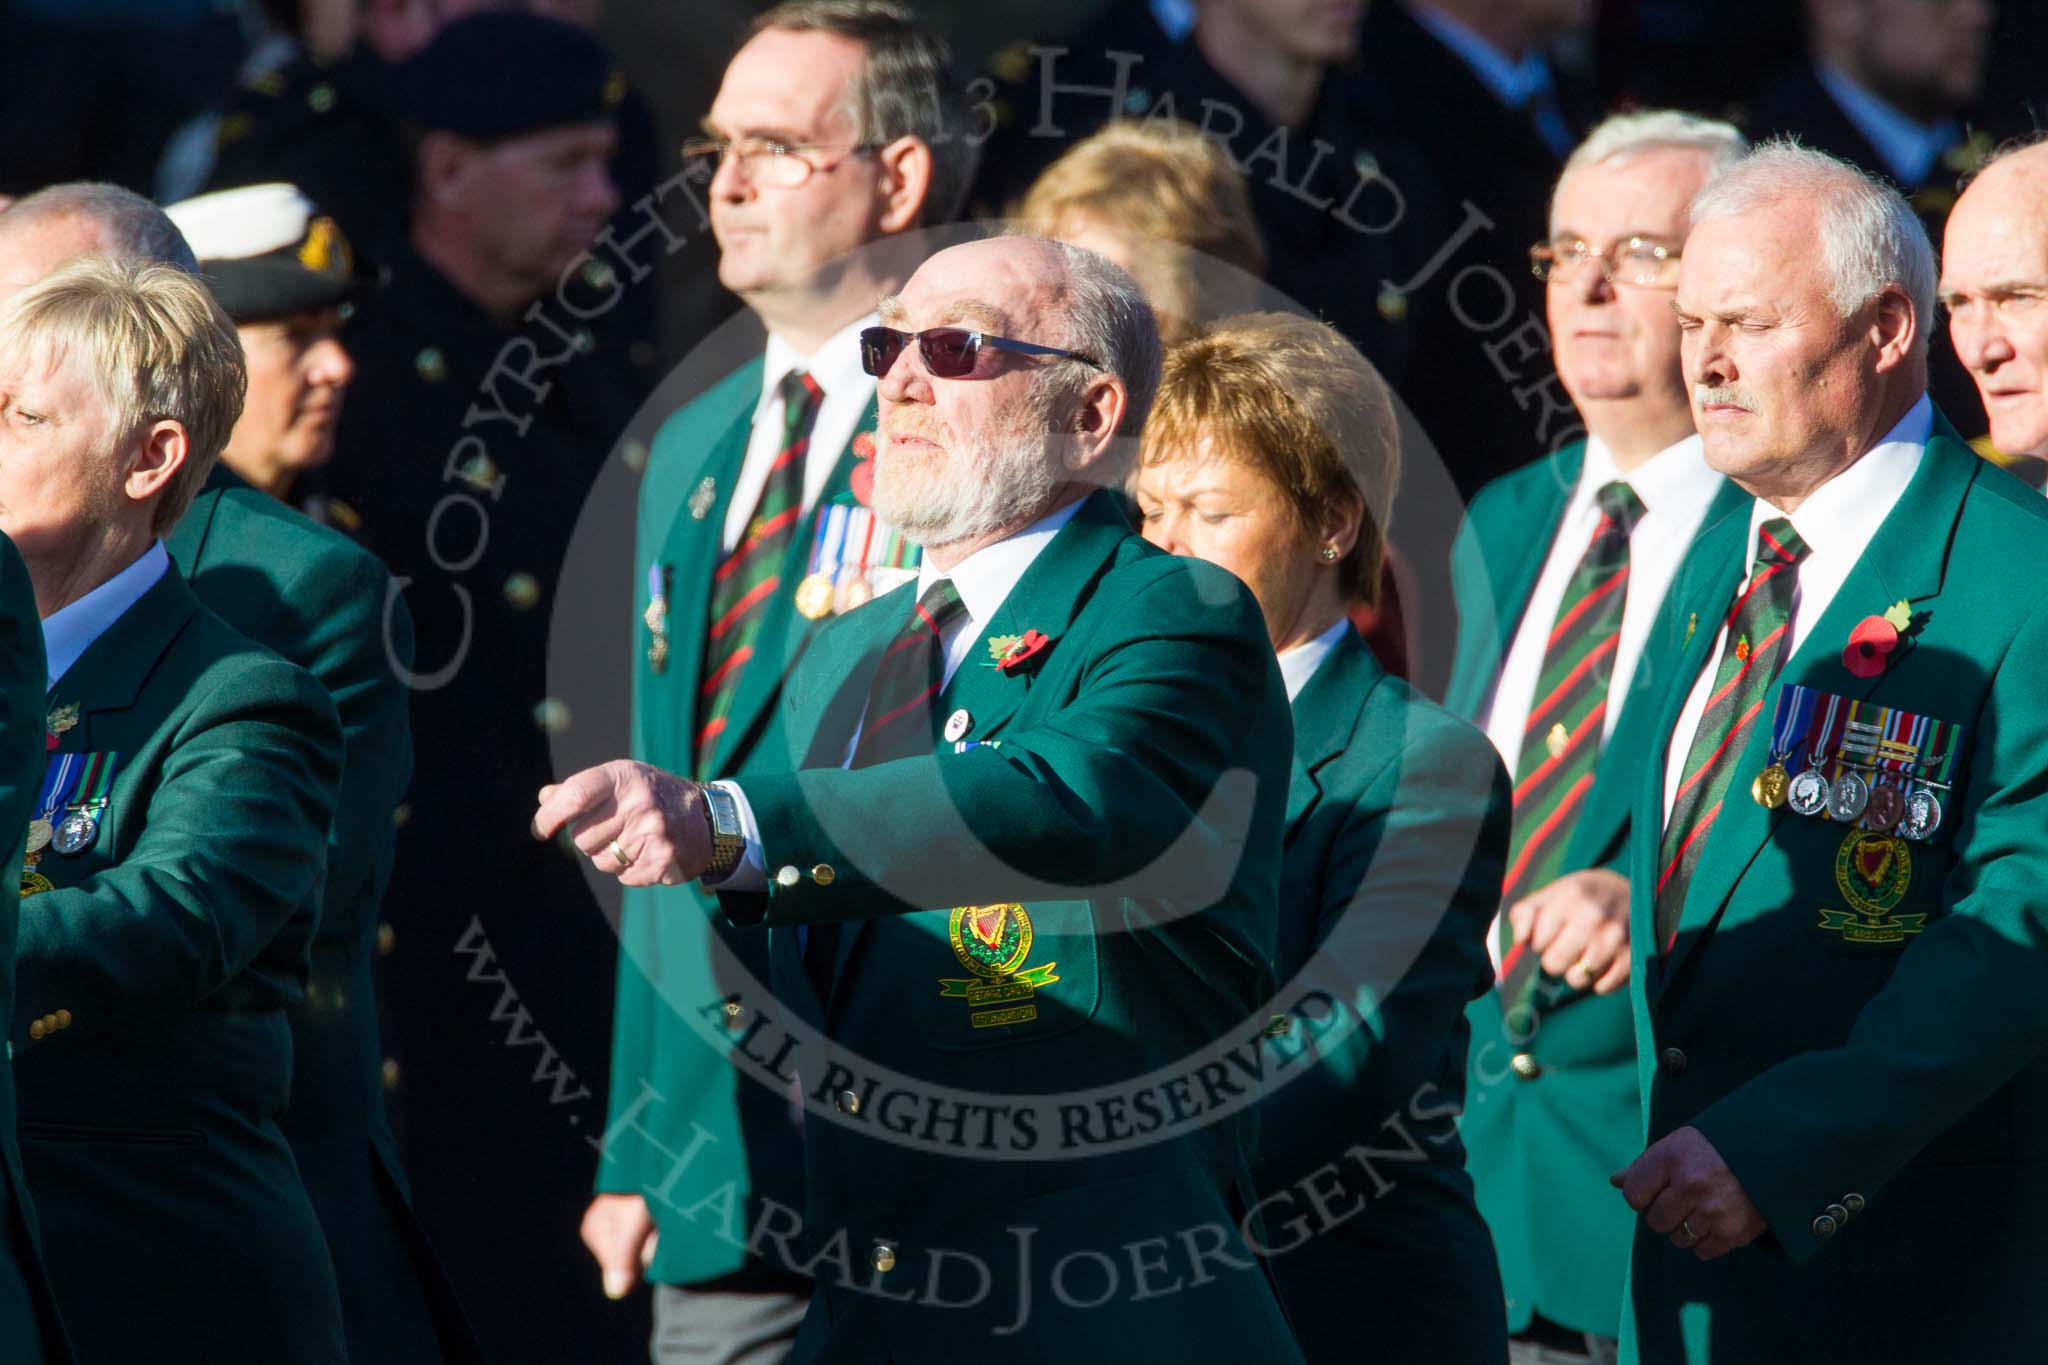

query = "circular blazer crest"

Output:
[[1835, 830, 1912, 917]]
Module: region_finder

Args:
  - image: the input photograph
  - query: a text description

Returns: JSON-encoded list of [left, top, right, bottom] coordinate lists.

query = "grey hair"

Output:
[[751, 1, 981, 223], [1690, 138, 1936, 353], [1556, 109, 1749, 210], [0, 182, 198, 273], [1047, 238, 1162, 443]]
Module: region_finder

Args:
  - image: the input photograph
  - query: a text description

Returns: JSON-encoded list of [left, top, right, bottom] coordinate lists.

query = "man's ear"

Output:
[[125, 419, 188, 507], [1869, 283, 1919, 375], [874, 135, 935, 233], [1065, 374, 1129, 476], [417, 132, 474, 211]]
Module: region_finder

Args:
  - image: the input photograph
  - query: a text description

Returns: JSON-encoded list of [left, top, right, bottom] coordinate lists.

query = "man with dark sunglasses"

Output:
[[586, 5, 982, 1361], [539, 233, 1305, 1362]]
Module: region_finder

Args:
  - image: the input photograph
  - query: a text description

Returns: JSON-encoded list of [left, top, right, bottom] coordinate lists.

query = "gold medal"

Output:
[[794, 572, 835, 621], [837, 574, 873, 614], [24, 819, 52, 855], [1751, 763, 1790, 809]]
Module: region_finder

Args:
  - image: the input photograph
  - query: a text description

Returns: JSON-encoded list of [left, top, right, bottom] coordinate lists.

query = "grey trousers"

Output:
[[1509, 1335, 1621, 1365], [652, 1284, 809, 1365]]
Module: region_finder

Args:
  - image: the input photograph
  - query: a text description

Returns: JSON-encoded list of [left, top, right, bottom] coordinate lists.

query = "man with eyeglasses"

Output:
[[1443, 110, 1748, 1365], [583, 5, 981, 1361], [541, 230, 1304, 1364]]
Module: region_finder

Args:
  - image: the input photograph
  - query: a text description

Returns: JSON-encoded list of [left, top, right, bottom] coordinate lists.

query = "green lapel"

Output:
[[1444, 443, 1583, 722], [50, 569, 199, 753], [1564, 475, 1751, 870], [1284, 627, 1385, 842], [1653, 424, 1978, 1002], [827, 490, 1138, 988], [648, 404, 751, 773], [705, 396, 882, 776]]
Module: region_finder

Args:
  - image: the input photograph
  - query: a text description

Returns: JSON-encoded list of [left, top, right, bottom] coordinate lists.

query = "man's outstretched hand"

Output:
[[534, 760, 710, 887]]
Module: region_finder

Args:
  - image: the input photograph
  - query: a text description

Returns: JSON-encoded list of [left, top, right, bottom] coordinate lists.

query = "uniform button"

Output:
[[503, 572, 541, 610], [382, 1058, 401, 1091], [1826, 1203, 1848, 1224], [1510, 1052, 1542, 1080], [377, 923, 397, 955], [1661, 1047, 1689, 1075], [27, 1020, 43, 1041], [835, 1089, 860, 1115], [53, 1010, 69, 1030], [532, 698, 572, 733], [775, 866, 801, 888], [871, 1241, 897, 1273], [415, 347, 448, 382], [1811, 1214, 1838, 1240], [810, 864, 836, 886], [1843, 1193, 1866, 1216], [307, 82, 336, 113], [393, 803, 412, 828]]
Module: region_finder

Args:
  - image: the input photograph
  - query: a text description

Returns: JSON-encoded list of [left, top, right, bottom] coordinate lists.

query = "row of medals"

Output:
[[1751, 756, 1944, 840], [25, 805, 99, 859], [794, 569, 877, 621]]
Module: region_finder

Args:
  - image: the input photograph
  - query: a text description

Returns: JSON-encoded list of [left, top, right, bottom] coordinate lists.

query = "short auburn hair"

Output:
[[1141, 312, 1399, 606], [1017, 121, 1266, 342]]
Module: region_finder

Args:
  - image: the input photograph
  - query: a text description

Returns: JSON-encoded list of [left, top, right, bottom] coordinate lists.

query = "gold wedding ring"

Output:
[[609, 840, 635, 870]]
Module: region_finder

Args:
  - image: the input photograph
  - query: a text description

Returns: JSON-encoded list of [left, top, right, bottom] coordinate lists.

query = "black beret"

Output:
[[391, 11, 627, 141]]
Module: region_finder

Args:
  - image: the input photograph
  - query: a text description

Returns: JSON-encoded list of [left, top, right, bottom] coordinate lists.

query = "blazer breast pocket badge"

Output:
[[938, 904, 1060, 1029], [1754, 686, 1959, 944]]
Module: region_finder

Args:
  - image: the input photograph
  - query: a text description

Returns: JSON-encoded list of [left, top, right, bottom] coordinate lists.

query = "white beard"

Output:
[[873, 399, 1065, 549]]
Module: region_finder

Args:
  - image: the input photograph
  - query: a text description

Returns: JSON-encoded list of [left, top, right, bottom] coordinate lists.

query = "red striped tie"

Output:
[[695, 370, 821, 773], [1653, 518, 1810, 950], [850, 578, 968, 769]]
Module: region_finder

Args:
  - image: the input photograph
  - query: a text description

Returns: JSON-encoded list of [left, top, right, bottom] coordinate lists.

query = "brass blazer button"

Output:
[[1826, 1203, 1849, 1224], [811, 864, 836, 886], [1660, 1047, 1689, 1075], [1812, 1214, 1838, 1240], [835, 1090, 861, 1115], [1843, 1193, 1867, 1216], [872, 1241, 897, 1273], [1510, 1053, 1541, 1080]]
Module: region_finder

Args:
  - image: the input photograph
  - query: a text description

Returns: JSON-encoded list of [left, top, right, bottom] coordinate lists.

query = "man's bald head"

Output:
[[0, 183, 195, 300], [1943, 140, 2048, 458]]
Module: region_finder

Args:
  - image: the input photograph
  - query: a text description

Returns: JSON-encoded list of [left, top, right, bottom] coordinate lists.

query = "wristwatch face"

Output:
[[702, 786, 744, 878]]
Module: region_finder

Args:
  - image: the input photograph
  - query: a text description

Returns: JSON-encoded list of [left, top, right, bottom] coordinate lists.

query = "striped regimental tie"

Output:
[[1654, 518, 1810, 951], [695, 370, 822, 773], [1498, 480, 1645, 1004], [804, 577, 968, 997]]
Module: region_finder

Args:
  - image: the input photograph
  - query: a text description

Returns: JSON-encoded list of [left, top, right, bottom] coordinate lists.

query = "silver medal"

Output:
[[1901, 787, 1944, 841], [1787, 767, 1831, 817], [52, 808, 97, 856], [1826, 769, 1870, 823]]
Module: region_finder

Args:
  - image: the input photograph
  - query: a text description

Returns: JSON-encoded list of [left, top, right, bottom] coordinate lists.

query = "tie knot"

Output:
[[912, 577, 967, 636], [1755, 517, 1809, 571], [781, 369, 823, 410], [1594, 480, 1647, 536]]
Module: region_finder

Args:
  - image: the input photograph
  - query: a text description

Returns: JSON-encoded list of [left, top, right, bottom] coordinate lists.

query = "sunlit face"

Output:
[[1134, 435, 1326, 649], [1674, 204, 1889, 496], [447, 121, 619, 302], [223, 308, 354, 491], [1546, 148, 1714, 412], [0, 344, 139, 561], [1942, 160, 2048, 458], [870, 239, 1081, 548], [706, 27, 890, 301], [0, 212, 102, 300]]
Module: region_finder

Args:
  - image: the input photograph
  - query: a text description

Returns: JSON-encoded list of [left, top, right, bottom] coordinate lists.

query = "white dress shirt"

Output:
[[714, 498, 1086, 892], [721, 313, 879, 554], [1661, 396, 1932, 820], [1484, 433, 1724, 778], [42, 541, 170, 689], [1279, 618, 1348, 703], [1815, 64, 1960, 190]]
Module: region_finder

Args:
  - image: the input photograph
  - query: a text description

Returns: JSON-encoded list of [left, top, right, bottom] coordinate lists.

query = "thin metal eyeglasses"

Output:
[[680, 135, 879, 189], [1529, 236, 1682, 287], [858, 326, 1102, 379]]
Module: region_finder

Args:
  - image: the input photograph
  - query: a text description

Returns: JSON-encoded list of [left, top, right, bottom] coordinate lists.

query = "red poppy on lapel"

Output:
[[1843, 615, 1901, 678], [996, 629, 1054, 676]]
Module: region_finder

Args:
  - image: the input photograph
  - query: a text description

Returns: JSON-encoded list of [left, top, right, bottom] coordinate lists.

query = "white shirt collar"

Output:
[[43, 540, 171, 690], [757, 312, 878, 424], [1814, 63, 1959, 188], [1580, 430, 1720, 519], [1748, 394, 1933, 562], [915, 497, 1086, 627], [1411, 3, 1556, 109], [1279, 618, 1350, 702]]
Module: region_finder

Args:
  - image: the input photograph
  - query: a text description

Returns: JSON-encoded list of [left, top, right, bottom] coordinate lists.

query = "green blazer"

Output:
[[599, 356, 884, 1289], [1257, 626, 1509, 1365], [13, 565, 347, 1365], [716, 492, 1302, 1363], [167, 466, 483, 1364], [0, 534, 69, 1364], [1446, 443, 1745, 1337], [1621, 424, 2048, 1364]]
